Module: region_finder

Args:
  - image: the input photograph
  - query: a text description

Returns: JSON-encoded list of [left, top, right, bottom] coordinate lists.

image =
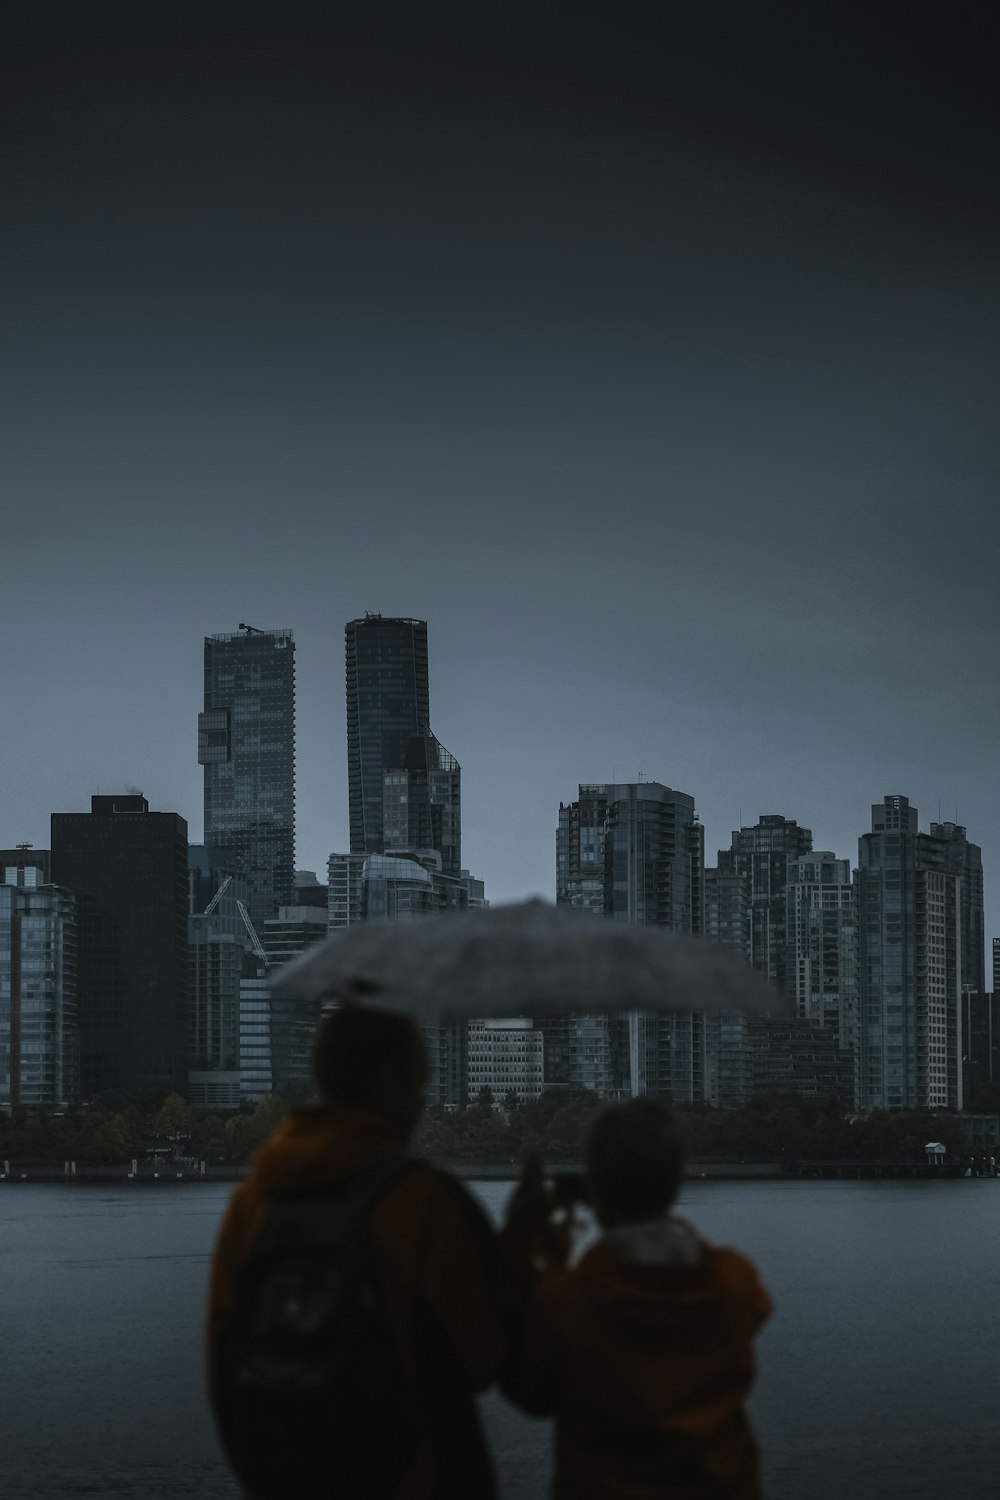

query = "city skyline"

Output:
[[3, 7, 997, 939], [3, 611, 998, 943]]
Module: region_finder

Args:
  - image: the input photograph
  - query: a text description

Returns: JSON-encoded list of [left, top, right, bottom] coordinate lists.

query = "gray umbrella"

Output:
[[271, 899, 784, 1023]]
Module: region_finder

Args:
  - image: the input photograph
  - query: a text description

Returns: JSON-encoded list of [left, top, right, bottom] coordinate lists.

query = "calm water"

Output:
[[2, 1177, 1000, 1499]]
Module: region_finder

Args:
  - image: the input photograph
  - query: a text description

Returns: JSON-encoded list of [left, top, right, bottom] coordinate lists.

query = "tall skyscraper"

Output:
[[554, 782, 705, 1101], [345, 614, 461, 872], [334, 614, 475, 1108], [347, 614, 428, 853], [199, 625, 296, 930], [0, 863, 77, 1110], [857, 795, 962, 1112], [51, 795, 189, 1101]]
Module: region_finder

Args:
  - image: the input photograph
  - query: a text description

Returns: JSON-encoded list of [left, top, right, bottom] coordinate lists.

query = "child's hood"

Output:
[[578, 1214, 765, 1332]]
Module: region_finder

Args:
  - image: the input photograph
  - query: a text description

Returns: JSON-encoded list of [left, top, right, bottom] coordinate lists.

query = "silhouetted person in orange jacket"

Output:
[[208, 1006, 511, 1499], [504, 1098, 771, 1500]]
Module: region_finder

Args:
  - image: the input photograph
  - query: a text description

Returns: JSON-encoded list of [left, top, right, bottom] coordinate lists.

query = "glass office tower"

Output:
[[346, 615, 429, 854], [337, 614, 467, 1107], [199, 626, 296, 929]]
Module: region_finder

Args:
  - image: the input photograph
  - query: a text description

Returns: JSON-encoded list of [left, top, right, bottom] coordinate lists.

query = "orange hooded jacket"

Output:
[[207, 1105, 511, 1500], [507, 1215, 771, 1500]]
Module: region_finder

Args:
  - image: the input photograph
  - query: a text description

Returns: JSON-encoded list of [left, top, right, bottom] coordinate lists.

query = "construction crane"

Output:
[[238, 622, 265, 635]]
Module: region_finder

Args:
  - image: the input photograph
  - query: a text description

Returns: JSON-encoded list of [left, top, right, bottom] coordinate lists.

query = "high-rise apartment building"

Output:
[[857, 795, 962, 1112], [785, 854, 858, 1034], [703, 865, 750, 960], [701, 864, 754, 1108], [928, 821, 985, 994], [51, 795, 189, 1101], [784, 854, 858, 1107], [199, 626, 296, 930], [554, 782, 705, 1102], [0, 864, 77, 1110], [718, 814, 813, 993]]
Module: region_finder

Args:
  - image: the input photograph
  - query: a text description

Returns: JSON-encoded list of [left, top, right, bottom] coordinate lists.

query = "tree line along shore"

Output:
[[0, 1089, 980, 1172]]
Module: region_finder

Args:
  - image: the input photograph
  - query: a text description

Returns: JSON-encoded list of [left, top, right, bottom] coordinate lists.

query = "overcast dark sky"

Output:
[[3, 3, 998, 942]]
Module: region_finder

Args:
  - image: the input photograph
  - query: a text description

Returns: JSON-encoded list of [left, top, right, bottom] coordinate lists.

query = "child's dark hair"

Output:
[[313, 1004, 425, 1105], [585, 1098, 686, 1222]]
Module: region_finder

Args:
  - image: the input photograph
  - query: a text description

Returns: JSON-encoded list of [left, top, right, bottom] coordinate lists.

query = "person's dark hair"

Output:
[[313, 1004, 425, 1105], [585, 1099, 686, 1222]]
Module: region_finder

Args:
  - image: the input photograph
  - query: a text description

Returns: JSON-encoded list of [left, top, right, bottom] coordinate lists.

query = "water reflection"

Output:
[[3, 1179, 1000, 1499]]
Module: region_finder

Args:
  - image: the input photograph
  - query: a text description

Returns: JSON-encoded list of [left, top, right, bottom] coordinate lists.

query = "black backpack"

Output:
[[216, 1155, 420, 1500]]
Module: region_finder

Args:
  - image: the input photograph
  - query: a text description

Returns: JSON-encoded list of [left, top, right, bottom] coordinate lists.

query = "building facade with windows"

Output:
[[346, 615, 429, 854], [51, 795, 189, 1101], [704, 864, 751, 961], [199, 626, 296, 930], [1, 848, 52, 884], [553, 782, 705, 1103], [333, 615, 479, 1109], [188, 867, 266, 1111], [0, 865, 77, 1110], [261, 904, 329, 1100], [748, 1016, 856, 1106], [928, 821, 985, 995], [328, 852, 366, 932], [344, 615, 461, 875], [961, 990, 1000, 1107], [718, 814, 813, 994], [467, 1019, 544, 1109], [239, 956, 273, 1102], [785, 854, 858, 1032], [857, 796, 963, 1112]]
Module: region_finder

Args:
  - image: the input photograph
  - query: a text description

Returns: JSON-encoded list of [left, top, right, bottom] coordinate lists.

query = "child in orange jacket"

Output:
[[504, 1099, 771, 1500]]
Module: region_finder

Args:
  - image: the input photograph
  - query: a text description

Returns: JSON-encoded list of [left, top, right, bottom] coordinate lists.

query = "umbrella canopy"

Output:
[[271, 898, 785, 1024]]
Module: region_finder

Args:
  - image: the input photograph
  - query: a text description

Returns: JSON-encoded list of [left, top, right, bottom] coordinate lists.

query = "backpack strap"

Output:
[[253, 1155, 417, 1257]]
